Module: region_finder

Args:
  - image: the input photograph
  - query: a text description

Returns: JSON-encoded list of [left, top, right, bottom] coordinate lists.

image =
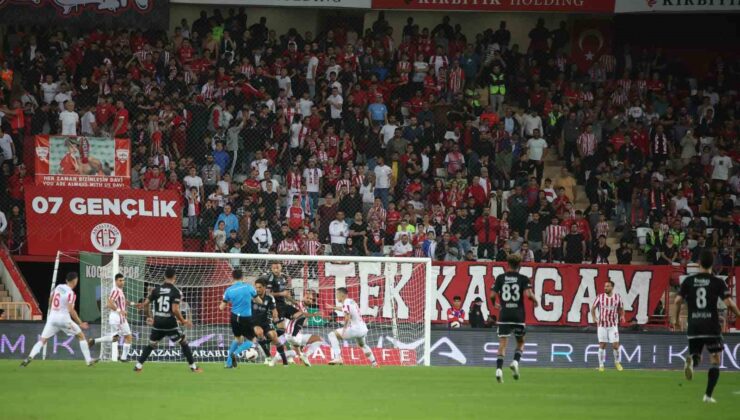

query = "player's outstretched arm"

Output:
[[68, 303, 88, 330], [672, 295, 683, 330], [219, 301, 229, 311], [172, 303, 192, 328], [590, 302, 598, 324], [723, 297, 740, 317], [490, 291, 500, 310], [526, 288, 539, 308]]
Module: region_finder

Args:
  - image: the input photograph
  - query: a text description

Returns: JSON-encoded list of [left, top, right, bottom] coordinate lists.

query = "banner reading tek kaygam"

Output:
[[25, 185, 182, 256], [370, 0, 615, 12], [35, 135, 130, 188]]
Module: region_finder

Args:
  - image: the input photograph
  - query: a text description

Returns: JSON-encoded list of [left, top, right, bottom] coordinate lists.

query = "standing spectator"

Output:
[[474, 206, 498, 260], [592, 235, 611, 264], [577, 124, 597, 178], [436, 232, 461, 261], [201, 154, 221, 196], [112, 99, 130, 138], [0, 127, 15, 166], [373, 156, 393, 208], [329, 211, 349, 255], [524, 212, 545, 253], [58, 100, 79, 136], [468, 298, 485, 328], [446, 296, 465, 328], [562, 223, 585, 263], [142, 166, 166, 191], [251, 219, 273, 254], [616, 240, 633, 265], [710, 148, 733, 185], [185, 187, 200, 236], [349, 212, 368, 256], [215, 204, 239, 234], [545, 216, 566, 262], [526, 129, 548, 185]]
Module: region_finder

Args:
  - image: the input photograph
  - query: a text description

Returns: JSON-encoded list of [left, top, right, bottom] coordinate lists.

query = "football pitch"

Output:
[[1, 361, 738, 420]]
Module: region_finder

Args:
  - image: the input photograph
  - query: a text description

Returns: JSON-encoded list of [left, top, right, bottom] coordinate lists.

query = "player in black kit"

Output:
[[673, 250, 740, 403], [134, 268, 202, 373], [490, 254, 539, 383], [263, 262, 301, 321], [253, 278, 289, 366]]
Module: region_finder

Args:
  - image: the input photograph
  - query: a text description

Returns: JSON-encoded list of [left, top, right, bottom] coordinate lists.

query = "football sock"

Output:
[[235, 341, 253, 354], [496, 356, 504, 369], [276, 345, 288, 365], [111, 341, 119, 361], [94, 336, 113, 344], [514, 350, 522, 362], [121, 343, 131, 360], [362, 345, 377, 365], [28, 341, 43, 359], [692, 354, 701, 367], [180, 341, 195, 365], [258, 339, 271, 357], [273, 350, 297, 363], [328, 332, 341, 359], [79, 339, 93, 363], [138, 344, 154, 365], [598, 349, 606, 366], [305, 341, 323, 356], [706, 364, 720, 398], [613, 349, 620, 363]]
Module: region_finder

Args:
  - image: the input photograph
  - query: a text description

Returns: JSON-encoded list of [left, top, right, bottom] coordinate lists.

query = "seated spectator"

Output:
[[446, 296, 465, 328], [616, 240, 633, 265], [469, 298, 485, 328], [391, 233, 413, 257]]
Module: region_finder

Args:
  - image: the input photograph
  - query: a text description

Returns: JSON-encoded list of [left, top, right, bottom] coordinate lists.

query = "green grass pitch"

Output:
[[1, 361, 738, 419]]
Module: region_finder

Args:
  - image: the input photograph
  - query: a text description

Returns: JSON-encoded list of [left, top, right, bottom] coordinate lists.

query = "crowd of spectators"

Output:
[[0, 10, 737, 268]]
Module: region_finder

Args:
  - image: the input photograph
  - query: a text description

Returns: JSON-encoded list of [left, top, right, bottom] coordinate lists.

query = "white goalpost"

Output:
[[101, 250, 433, 366]]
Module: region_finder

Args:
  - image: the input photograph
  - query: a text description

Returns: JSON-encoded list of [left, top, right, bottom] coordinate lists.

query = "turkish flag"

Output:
[[571, 20, 613, 72]]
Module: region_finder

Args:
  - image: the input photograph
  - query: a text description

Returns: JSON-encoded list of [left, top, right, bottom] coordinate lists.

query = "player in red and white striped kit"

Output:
[[88, 273, 133, 362], [590, 280, 625, 372]]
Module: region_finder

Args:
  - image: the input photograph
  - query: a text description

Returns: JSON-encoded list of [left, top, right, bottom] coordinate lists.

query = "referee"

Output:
[[219, 269, 260, 368]]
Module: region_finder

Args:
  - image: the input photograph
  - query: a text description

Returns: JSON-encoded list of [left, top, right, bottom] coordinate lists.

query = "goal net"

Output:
[[101, 250, 432, 366]]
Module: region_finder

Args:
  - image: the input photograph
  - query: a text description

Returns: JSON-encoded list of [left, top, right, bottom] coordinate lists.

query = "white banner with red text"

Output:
[[24, 185, 183, 256], [371, 0, 615, 12]]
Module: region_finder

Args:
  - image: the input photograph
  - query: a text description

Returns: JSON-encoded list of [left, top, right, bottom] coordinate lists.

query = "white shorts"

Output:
[[597, 326, 620, 343], [109, 311, 132, 337], [41, 315, 82, 339], [337, 324, 368, 341]]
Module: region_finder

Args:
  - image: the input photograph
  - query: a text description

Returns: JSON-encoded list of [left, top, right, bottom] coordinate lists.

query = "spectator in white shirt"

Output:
[[329, 211, 349, 255], [183, 166, 204, 199], [327, 87, 343, 125], [0, 209, 7, 235], [711, 148, 733, 182], [53, 83, 73, 112], [526, 128, 548, 184], [521, 109, 543, 137], [380, 115, 399, 148], [373, 156, 393, 207], [80, 105, 97, 135], [250, 150, 270, 180], [40, 75, 58, 104], [58, 100, 79, 136], [391, 233, 414, 257], [0, 127, 15, 165], [251, 219, 273, 254]]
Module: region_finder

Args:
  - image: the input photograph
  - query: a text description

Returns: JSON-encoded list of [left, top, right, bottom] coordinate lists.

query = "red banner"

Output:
[[309, 261, 670, 327], [371, 0, 615, 12], [433, 262, 672, 326], [34, 135, 130, 188], [24, 185, 182, 256]]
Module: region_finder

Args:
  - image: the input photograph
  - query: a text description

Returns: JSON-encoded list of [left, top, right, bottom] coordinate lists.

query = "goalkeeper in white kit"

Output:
[[88, 273, 133, 361], [327, 287, 377, 367]]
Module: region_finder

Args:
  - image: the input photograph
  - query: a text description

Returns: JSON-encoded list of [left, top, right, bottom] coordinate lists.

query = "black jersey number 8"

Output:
[[501, 284, 520, 302], [156, 296, 171, 312], [696, 287, 706, 309]]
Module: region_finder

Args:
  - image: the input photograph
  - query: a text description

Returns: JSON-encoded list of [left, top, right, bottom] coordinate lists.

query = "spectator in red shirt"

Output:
[[474, 206, 499, 260], [112, 99, 129, 138], [142, 165, 166, 191]]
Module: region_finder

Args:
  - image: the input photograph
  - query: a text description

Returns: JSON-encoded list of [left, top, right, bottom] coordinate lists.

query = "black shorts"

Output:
[[497, 323, 526, 338], [149, 327, 184, 343], [688, 336, 724, 355], [230, 313, 255, 340], [277, 303, 299, 320], [254, 321, 275, 336]]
